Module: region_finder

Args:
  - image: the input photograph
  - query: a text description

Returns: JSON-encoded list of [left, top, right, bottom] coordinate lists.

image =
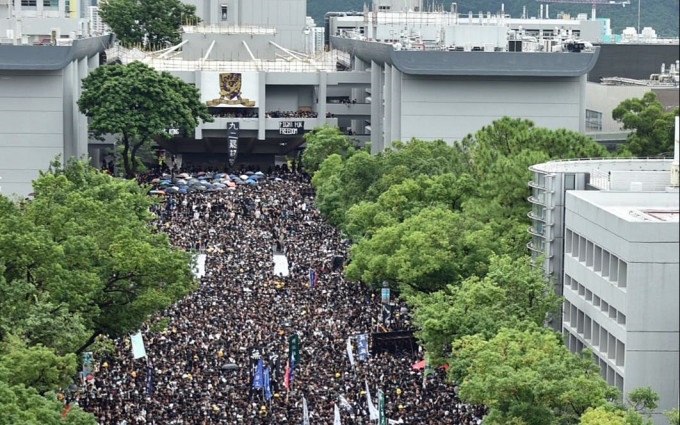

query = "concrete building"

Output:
[[562, 190, 678, 424], [528, 119, 680, 424], [0, 0, 112, 197], [0, 0, 90, 45], [113, 0, 369, 170], [329, 0, 600, 153]]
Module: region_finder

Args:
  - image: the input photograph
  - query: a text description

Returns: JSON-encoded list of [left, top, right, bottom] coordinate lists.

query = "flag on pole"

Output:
[[366, 381, 379, 420], [346, 336, 355, 367], [61, 403, 71, 419], [284, 360, 291, 390], [145, 363, 154, 396], [252, 358, 264, 389], [334, 403, 342, 425], [308, 269, 317, 288], [302, 396, 310, 425], [289, 333, 300, 365], [378, 389, 386, 425], [131, 331, 147, 359], [357, 333, 368, 361], [263, 366, 272, 400]]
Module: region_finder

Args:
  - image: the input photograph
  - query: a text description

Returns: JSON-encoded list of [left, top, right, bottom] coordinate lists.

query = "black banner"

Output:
[[227, 122, 239, 166], [279, 121, 304, 135]]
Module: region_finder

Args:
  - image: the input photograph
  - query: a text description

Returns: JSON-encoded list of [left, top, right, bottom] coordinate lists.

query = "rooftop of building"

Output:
[[111, 45, 341, 72], [530, 158, 676, 192], [530, 157, 671, 173], [568, 191, 679, 224]]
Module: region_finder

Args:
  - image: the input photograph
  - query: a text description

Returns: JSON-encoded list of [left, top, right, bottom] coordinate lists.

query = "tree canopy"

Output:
[[99, 0, 200, 48], [302, 124, 353, 173], [612, 91, 679, 157], [450, 326, 618, 425], [408, 254, 561, 362], [78, 61, 212, 178], [306, 118, 626, 424], [0, 159, 197, 424]]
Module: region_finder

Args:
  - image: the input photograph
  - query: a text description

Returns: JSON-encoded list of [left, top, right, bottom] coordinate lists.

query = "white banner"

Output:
[[346, 336, 355, 367], [334, 403, 342, 425], [366, 380, 379, 420], [193, 253, 206, 278], [131, 331, 147, 359], [302, 396, 310, 425]]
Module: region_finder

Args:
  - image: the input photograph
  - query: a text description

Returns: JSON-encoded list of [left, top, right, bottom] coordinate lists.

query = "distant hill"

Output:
[[307, 0, 679, 38]]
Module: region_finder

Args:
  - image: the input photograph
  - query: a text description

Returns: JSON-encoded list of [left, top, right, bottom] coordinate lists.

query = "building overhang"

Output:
[[0, 34, 114, 71], [330, 36, 600, 77]]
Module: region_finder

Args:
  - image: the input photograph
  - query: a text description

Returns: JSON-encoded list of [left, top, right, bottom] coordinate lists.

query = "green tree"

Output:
[[579, 406, 653, 425], [664, 408, 679, 425], [627, 387, 659, 416], [311, 154, 346, 226], [0, 369, 96, 425], [99, 0, 200, 48], [0, 337, 76, 395], [451, 326, 618, 425], [345, 207, 496, 292], [344, 172, 476, 241], [302, 124, 351, 173], [1, 159, 195, 354], [408, 254, 561, 361], [612, 91, 678, 157], [78, 61, 212, 178]]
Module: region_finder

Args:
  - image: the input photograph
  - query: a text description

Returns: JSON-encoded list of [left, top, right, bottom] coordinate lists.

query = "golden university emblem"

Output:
[[206, 73, 255, 107]]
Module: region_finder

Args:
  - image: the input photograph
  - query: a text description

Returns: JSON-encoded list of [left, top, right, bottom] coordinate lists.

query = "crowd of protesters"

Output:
[[75, 166, 486, 425], [265, 110, 318, 119]]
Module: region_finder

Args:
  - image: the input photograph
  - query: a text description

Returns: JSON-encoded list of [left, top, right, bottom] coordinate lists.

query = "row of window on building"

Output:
[[565, 274, 627, 327], [565, 228, 628, 288], [564, 299, 625, 392]]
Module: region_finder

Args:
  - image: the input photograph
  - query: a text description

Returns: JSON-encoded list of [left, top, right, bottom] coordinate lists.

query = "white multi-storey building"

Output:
[[528, 120, 680, 425], [562, 190, 678, 425]]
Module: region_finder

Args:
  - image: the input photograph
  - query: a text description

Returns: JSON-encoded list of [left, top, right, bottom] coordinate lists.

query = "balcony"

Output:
[[326, 102, 371, 116], [200, 117, 338, 132]]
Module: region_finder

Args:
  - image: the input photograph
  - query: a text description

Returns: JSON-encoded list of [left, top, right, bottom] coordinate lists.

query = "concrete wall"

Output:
[[563, 191, 679, 425], [0, 53, 95, 198], [265, 85, 314, 111], [184, 0, 306, 51], [397, 74, 583, 144], [0, 69, 64, 197], [585, 83, 647, 133]]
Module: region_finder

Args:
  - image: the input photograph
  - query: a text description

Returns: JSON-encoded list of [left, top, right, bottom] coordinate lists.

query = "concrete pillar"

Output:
[[62, 60, 76, 160], [88, 52, 99, 71], [390, 66, 401, 143], [370, 60, 383, 154], [194, 70, 203, 140], [76, 56, 88, 158], [258, 70, 266, 140], [578, 74, 586, 133], [318, 71, 328, 127], [384, 64, 392, 146]]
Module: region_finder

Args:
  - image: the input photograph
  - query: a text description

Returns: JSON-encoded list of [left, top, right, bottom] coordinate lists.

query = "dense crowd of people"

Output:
[[265, 110, 318, 119], [75, 167, 486, 425]]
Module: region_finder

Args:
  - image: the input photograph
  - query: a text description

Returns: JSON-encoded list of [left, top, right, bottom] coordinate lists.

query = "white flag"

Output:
[[130, 331, 146, 359], [334, 403, 342, 425], [338, 394, 353, 412], [346, 336, 355, 366], [366, 380, 379, 420], [302, 396, 310, 425]]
